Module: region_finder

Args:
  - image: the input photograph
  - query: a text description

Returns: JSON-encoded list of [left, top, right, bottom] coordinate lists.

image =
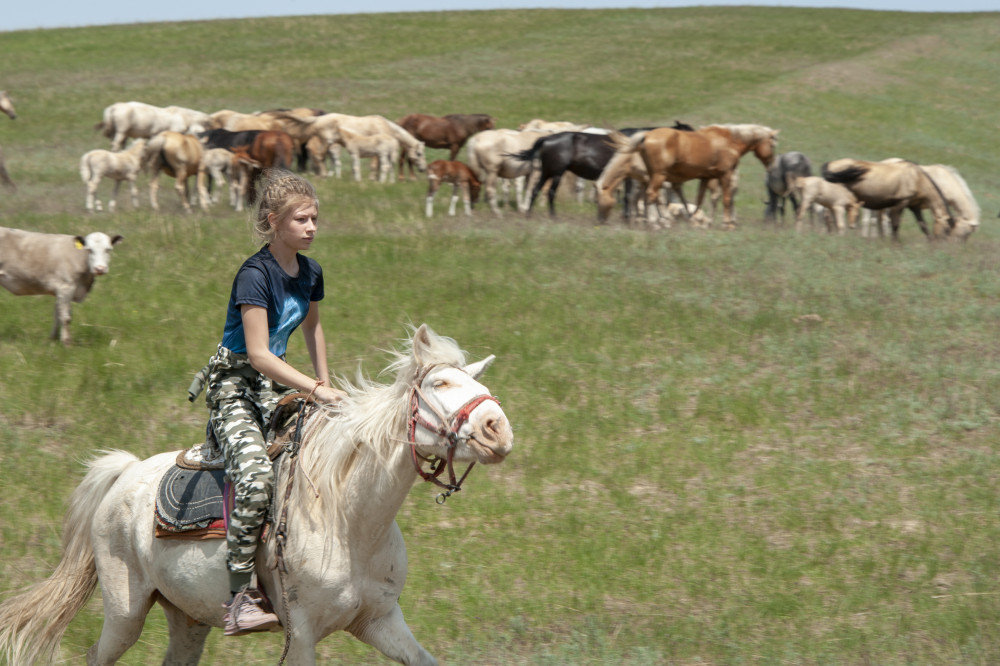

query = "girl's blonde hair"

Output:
[[251, 169, 319, 245]]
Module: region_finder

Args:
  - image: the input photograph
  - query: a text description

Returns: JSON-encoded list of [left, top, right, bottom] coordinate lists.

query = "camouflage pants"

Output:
[[205, 346, 295, 577]]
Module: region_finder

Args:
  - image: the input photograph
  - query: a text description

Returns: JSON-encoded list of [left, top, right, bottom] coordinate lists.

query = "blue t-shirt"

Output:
[[221, 246, 324, 357]]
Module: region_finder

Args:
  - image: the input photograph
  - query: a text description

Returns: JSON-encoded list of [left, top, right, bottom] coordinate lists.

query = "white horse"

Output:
[[0, 324, 513, 666], [79, 139, 147, 212], [97, 101, 211, 151]]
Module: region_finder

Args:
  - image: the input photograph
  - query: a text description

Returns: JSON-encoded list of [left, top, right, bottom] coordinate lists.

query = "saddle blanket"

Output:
[[154, 467, 228, 539]]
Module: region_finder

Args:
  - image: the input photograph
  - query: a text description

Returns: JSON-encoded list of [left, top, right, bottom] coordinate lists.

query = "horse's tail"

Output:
[[79, 152, 93, 184], [0, 450, 138, 665], [821, 160, 868, 185], [608, 129, 640, 153]]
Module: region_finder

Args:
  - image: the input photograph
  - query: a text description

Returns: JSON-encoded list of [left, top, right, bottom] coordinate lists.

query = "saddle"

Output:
[[154, 394, 315, 540]]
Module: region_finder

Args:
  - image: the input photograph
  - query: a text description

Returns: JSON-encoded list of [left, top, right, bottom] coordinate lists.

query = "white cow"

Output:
[[97, 101, 210, 151], [0, 228, 123, 345]]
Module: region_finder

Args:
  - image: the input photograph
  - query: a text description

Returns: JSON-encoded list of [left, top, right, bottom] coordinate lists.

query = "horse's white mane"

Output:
[[937, 164, 980, 221], [707, 123, 777, 142], [295, 326, 468, 512]]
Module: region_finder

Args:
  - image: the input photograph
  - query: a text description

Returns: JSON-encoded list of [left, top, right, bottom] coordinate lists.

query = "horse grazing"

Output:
[[627, 123, 779, 229], [79, 139, 147, 213], [821, 158, 957, 239], [0, 91, 16, 191], [143, 131, 207, 213], [506, 129, 648, 217], [0, 324, 512, 665], [596, 132, 725, 227], [397, 113, 495, 176], [764, 151, 812, 223], [425, 160, 481, 217], [465, 128, 556, 216], [97, 101, 210, 151]]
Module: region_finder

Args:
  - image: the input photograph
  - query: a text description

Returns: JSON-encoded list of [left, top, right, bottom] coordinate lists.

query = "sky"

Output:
[[4, 0, 996, 32]]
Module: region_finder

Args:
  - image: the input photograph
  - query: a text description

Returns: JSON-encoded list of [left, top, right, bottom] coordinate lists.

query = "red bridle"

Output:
[[406, 366, 500, 504]]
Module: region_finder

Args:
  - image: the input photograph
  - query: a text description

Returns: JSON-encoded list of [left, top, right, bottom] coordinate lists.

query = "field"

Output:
[[2, 6, 1000, 664]]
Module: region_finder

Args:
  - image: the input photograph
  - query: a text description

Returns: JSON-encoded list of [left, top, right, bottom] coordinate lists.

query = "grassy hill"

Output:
[[2, 7, 1000, 664]]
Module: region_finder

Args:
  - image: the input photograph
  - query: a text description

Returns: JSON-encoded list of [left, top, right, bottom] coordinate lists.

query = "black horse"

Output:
[[507, 121, 695, 217], [764, 151, 812, 223], [504, 127, 650, 217]]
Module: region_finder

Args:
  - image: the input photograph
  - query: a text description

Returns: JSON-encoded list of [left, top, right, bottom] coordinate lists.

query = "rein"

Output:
[[407, 366, 499, 504]]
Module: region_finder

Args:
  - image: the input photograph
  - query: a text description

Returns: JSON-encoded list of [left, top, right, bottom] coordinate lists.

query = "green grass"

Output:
[[2, 6, 1000, 664]]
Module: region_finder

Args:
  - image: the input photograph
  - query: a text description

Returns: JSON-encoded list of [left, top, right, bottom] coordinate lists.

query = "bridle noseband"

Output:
[[407, 365, 500, 503]]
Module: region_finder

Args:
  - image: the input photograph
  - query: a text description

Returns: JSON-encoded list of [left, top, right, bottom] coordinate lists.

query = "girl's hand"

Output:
[[313, 385, 347, 404]]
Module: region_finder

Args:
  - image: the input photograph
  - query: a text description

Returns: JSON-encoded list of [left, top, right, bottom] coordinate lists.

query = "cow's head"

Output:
[[74, 232, 124, 276]]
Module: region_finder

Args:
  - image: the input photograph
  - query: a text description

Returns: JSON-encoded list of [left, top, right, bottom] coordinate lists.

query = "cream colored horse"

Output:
[[337, 128, 400, 183], [79, 139, 147, 212], [821, 157, 960, 240], [0, 91, 16, 191], [465, 128, 555, 216], [0, 325, 512, 666], [791, 176, 862, 235], [278, 112, 427, 178]]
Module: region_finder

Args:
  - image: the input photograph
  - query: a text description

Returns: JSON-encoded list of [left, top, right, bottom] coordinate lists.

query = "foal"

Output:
[[425, 160, 481, 217]]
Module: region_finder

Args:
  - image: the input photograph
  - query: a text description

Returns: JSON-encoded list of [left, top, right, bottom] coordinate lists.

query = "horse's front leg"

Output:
[[644, 172, 668, 228], [718, 175, 736, 229], [349, 604, 437, 666], [158, 597, 211, 665], [149, 173, 160, 211], [425, 178, 439, 218], [546, 173, 563, 218], [460, 182, 472, 216], [908, 205, 930, 238]]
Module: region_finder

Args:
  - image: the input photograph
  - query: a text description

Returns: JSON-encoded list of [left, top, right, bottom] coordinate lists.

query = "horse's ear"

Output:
[[412, 324, 432, 366], [463, 354, 495, 380]]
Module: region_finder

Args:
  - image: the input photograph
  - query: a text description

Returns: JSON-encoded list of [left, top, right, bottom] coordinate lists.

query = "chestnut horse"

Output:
[[397, 113, 495, 178], [628, 123, 779, 229], [425, 160, 481, 217]]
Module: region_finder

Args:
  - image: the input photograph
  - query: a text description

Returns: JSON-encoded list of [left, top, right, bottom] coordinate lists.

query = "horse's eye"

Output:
[[432, 380, 448, 389]]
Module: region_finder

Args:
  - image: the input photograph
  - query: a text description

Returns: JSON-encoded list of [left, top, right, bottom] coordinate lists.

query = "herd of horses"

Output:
[[1, 98, 985, 241]]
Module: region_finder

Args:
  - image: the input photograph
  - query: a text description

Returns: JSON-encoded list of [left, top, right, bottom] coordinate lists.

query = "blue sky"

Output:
[[4, 0, 996, 32]]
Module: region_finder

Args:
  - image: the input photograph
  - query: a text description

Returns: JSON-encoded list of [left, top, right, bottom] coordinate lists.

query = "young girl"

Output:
[[205, 169, 343, 636]]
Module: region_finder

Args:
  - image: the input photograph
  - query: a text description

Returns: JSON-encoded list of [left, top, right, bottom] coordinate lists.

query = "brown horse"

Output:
[[822, 158, 957, 240], [397, 113, 494, 178], [425, 160, 481, 217], [628, 123, 779, 229]]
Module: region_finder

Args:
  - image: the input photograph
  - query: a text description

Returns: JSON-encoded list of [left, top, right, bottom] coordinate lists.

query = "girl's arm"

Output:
[[242, 304, 342, 403], [301, 300, 331, 387]]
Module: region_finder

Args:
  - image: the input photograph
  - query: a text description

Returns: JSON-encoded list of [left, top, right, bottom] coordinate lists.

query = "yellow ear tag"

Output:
[[74, 240, 84, 249]]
